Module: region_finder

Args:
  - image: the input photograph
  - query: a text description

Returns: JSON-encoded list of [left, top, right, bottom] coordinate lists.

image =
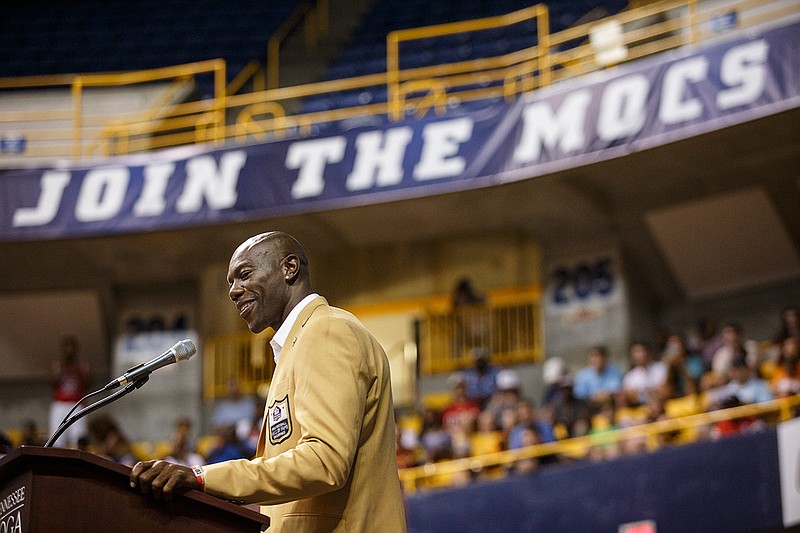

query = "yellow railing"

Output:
[[398, 393, 800, 494], [267, 0, 329, 89], [418, 286, 543, 374], [203, 329, 275, 400], [386, 3, 550, 120], [0, 0, 794, 160], [0, 60, 225, 159]]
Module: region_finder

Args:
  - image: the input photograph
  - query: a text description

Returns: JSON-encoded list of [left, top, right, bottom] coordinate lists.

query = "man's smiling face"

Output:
[[227, 239, 288, 334]]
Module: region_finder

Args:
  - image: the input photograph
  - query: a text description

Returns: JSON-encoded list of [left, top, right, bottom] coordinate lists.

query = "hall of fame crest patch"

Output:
[[268, 395, 292, 445]]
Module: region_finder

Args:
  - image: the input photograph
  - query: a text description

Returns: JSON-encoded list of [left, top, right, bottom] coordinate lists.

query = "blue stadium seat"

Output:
[[311, 0, 629, 116], [0, 0, 302, 80]]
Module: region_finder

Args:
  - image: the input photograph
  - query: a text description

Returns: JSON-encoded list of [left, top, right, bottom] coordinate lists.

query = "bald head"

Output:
[[227, 231, 313, 333], [235, 231, 309, 275]]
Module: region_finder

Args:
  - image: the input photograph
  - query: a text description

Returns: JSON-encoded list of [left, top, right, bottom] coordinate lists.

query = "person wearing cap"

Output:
[[483, 369, 523, 431]]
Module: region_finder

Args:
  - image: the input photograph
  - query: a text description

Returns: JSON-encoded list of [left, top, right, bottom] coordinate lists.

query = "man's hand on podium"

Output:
[[129, 460, 201, 501]]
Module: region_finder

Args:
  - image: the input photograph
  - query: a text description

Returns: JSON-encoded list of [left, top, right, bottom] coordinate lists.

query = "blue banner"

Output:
[[1, 21, 799, 241]]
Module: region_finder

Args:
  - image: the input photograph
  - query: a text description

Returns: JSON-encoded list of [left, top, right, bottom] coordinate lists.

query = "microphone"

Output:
[[103, 339, 196, 391]]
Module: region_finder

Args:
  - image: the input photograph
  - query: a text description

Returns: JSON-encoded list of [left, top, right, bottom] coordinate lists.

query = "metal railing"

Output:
[[203, 329, 275, 400], [418, 286, 543, 374], [0, 0, 794, 160], [398, 393, 800, 494]]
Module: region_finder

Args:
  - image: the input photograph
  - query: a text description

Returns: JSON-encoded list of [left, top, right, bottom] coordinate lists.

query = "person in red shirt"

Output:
[[49, 336, 91, 448], [441, 373, 481, 459]]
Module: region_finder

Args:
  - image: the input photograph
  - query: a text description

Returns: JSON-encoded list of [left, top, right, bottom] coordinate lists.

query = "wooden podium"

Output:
[[0, 446, 270, 532]]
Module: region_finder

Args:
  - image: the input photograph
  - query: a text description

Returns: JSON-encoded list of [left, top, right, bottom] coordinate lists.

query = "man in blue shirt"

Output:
[[724, 355, 774, 405], [573, 345, 623, 409]]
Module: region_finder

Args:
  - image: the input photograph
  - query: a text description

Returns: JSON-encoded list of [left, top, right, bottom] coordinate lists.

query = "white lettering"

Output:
[[597, 74, 649, 141], [659, 56, 708, 124], [513, 90, 592, 163], [0, 510, 23, 533], [717, 39, 768, 110], [346, 127, 413, 191], [413, 117, 474, 180], [286, 137, 347, 199], [12, 171, 70, 227], [133, 162, 176, 217], [176, 151, 246, 213], [75, 167, 129, 222]]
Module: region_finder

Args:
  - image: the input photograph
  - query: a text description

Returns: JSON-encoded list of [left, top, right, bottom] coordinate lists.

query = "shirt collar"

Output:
[[270, 293, 319, 364]]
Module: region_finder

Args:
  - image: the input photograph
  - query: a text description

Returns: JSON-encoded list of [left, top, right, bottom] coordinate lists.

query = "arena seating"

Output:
[[0, 0, 301, 79], [302, 0, 628, 113]]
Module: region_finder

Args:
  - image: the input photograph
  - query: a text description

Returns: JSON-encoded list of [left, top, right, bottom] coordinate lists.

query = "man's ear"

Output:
[[283, 255, 301, 283]]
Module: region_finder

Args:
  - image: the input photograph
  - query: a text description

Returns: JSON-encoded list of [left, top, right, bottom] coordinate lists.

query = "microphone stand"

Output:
[[44, 376, 149, 448]]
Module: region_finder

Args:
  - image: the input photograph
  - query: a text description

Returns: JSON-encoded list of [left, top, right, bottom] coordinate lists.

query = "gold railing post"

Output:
[[387, 31, 402, 121], [536, 3, 551, 89], [214, 60, 226, 145], [71, 77, 84, 159], [317, 0, 329, 40], [267, 37, 281, 89], [687, 0, 698, 46]]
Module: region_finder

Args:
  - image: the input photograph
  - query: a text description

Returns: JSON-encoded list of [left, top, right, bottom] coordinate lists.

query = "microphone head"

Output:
[[171, 339, 197, 361]]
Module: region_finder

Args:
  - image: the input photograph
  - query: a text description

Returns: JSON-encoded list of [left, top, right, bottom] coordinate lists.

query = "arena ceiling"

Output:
[[0, 106, 798, 309]]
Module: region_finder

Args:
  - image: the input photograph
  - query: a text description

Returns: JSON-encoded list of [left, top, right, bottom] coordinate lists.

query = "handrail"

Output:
[[227, 60, 265, 96], [0, 0, 794, 161], [267, 0, 330, 89], [398, 393, 800, 494], [387, 3, 550, 120]]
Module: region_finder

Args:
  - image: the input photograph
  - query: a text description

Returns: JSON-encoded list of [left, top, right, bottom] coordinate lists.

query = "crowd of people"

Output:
[[2, 305, 798, 491], [0, 376, 262, 469], [394, 306, 800, 487]]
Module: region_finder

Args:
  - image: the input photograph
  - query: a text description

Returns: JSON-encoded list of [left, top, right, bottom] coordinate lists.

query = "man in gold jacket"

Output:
[[131, 231, 407, 533]]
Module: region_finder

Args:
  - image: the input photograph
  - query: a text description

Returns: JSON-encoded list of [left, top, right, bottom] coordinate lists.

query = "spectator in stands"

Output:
[[511, 425, 542, 475], [210, 378, 257, 441], [452, 277, 488, 359], [688, 317, 723, 371], [442, 373, 481, 431], [462, 346, 499, 407], [763, 305, 800, 369], [484, 368, 523, 430], [711, 322, 759, 380], [709, 396, 764, 439], [541, 356, 568, 408], [49, 335, 92, 448], [587, 399, 621, 462], [660, 334, 701, 400], [770, 336, 800, 398], [470, 410, 506, 457], [573, 345, 623, 411], [550, 376, 592, 439], [164, 417, 205, 467], [773, 305, 800, 346], [419, 408, 452, 463], [441, 372, 481, 458], [395, 421, 419, 469], [621, 342, 666, 405], [205, 424, 256, 465], [507, 400, 555, 449], [723, 356, 774, 406], [20, 419, 45, 447], [87, 416, 138, 467]]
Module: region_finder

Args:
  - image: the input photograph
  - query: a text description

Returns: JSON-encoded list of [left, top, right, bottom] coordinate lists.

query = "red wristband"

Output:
[[191, 465, 205, 491]]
